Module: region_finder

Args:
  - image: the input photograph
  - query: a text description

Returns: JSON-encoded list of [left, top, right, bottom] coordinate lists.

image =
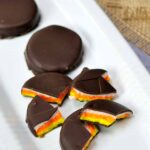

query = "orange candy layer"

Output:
[[102, 74, 111, 81], [21, 87, 69, 105], [36, 111, 63, 136], [117, 112, 131, 119], [85, 123, 98, 136], [81, 110, 132, 127], [81, 111, 116, 126], [83, 123, 99, 150], [70, 87, 114, 101]]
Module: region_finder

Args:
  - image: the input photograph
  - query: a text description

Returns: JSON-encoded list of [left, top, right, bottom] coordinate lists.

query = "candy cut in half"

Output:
[[26, 96, 64, 137], [25, 25, 83, 74], [80, 100, 133, 127], [70, 68, 117, 101], [60, 109, 99, 150], [0, 0, 40, 38], [21, 73, 72, 105]]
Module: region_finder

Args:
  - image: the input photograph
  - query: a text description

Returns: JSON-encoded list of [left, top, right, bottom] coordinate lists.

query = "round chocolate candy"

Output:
[[0, 0, 40, 38], [21, 72, 72, 105], [25, 25, 83, 74], [60, 109, 99, 150]]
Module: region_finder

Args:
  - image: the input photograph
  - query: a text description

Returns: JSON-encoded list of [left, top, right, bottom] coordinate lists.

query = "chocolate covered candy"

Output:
[[80, 100, 133, 127], [70, 68, 117, 101], [60, 109, 99, 150], [26, 96, 64, 137], [25, 25, 83, 74], [0, 0, 40, 38], [21, 73, 72, 105]]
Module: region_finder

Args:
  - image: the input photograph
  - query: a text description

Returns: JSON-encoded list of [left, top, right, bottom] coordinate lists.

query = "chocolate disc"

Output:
[[21, 72, 72, 105], [60, 109, 99, 150], [25, 25, 83, 74], [26, 96, 57, 136], [0, 0, 40, 38]]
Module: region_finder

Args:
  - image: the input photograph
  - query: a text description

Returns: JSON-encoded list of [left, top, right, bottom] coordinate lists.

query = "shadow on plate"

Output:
[[0, 82, 38, 150]]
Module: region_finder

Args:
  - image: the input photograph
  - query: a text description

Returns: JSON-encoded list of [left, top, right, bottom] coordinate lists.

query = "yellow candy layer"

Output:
[[21, 87, 69, 105], [70, 88, 114, 102], [36, 111, 64, 137], [80, 111, 116, 127], [83, 123, 99, 150]]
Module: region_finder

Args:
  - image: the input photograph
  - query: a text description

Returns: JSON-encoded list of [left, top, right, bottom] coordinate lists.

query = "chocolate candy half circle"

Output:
[[80, 100, 133, 127], [25, 25, 83, 74], [0, 0, 40, 38], [26, 96, 64, 137], [60, 109, 99, 150], [70, 68, 117, 101], [21, 73, 72, 105]]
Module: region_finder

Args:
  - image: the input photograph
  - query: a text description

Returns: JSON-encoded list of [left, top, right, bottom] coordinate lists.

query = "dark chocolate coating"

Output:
[[25, 25, 83, 74], [22, 72, 72, 97], [72, 68, 116, 95], [74, 67, 107, 82], [83, 100, 133, 116], [0, 0, 40, 38], [60, 109, 98, 150], [26, 96, 57, 136]]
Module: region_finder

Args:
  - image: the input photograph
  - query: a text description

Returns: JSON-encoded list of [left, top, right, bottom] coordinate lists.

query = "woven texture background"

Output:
[[97, 0, 150, 55]]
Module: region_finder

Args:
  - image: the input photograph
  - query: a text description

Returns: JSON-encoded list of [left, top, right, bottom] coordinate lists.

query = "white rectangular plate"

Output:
[[0, 0, 150, 150]]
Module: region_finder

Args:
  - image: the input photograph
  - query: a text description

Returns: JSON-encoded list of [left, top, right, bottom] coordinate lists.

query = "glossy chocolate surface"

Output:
[[26, 96, 57, 136], [25, 25, 83, 74], [60, 109, 96, 150], [83, 100, 133, 116], [22, 72, 72, 97], [72, 68, 116, 95], [0, 0, 40, 38]]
